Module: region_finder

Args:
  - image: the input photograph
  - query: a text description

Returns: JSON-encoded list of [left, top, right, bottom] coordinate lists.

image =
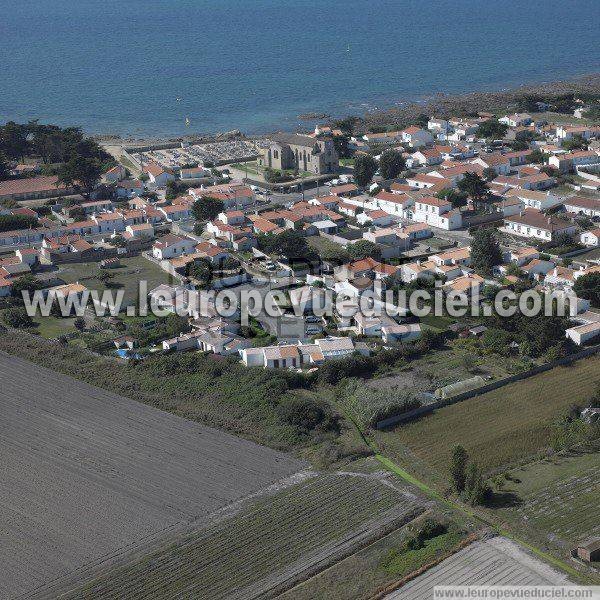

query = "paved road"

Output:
[[0, 351, 304, 600]]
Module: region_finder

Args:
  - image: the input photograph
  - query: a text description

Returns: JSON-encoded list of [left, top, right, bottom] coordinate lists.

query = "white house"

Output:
[[556, 125, 597, 142], [125, 223, 154, 239], [92, 212, 126, 233], [564, 196, 600, 218], [362, 131, 403, 145], [580, 229, 600, 247], [549, 150, 599, 173], [152, 234, 197, 260], [413, 196, 462, 230], [503, 188, 563, 211], [158, 204, 193, 222], [411, 148, 443, 167], [372, 190, 414, 218], [103, 165, 126, 184], [240, 337, 355, 368], [400, 222, 432, 241], [382, 323, 422, 344], [499, 113, 532, 127], [427, 118, 449, 132], [145, 163, 175, 186], [180, 166, 211, 180], [503, 209, 577, 241], [565, 322, 600, 346], [356, 209, 394, 227], [471, 153, 511, 175], [400, 126, 434, 148], [117, 179, 144, 198]]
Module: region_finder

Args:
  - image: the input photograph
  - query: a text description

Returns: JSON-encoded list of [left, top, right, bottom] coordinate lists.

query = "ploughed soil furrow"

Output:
[[0, 351, 304, 600], [49, 474, 421, 600]]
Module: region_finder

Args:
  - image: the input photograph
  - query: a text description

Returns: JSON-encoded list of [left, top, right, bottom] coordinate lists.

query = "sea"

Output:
[[1, 0, 599, 138]]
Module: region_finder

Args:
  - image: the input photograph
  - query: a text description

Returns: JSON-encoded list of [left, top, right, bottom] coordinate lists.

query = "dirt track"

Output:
[[0, 351, 304, 600]]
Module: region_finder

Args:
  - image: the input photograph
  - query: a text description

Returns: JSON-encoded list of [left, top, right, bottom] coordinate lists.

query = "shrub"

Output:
[[277, 396, 339, 433], [1, 307, 33, 328]]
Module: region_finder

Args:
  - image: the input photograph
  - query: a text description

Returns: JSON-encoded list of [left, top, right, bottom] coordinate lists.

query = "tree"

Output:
[[0, 151, 9, 181], [165, 179, 186, 200], [11, 274, 45, 298], [482, 167, 497, 182], [471, 228, 502, 276], [457, 172, 489, 204], [561, 135, 587, 151], [74, 316, 86, 332], [378, 149, 405, 180], [527, 149, 544, 164], [450, 445, 468, 493], [187, 259, 212, 286], [481, 328, 514, 356], [317, 239, 350, 266], [353, 154, 378, 188], [277, 396, 338, 433], [333, 135, 350, 159], [97, 270, 114, 283], [0, 214, 39, 233], [436, 188, 467, 209], [258, 229, 310, 261], [332, 116, 361, 136], [68, 206, 86, 221], [1, 307, 33, 328], [348, 240, 381, 260], [476, 119, 508, 140], [57, 156, 103, 197], [462, 462, 490, 506], [0, 121, 30, 161], [573, 272, 600, 308], [192, 196, 224, 222]]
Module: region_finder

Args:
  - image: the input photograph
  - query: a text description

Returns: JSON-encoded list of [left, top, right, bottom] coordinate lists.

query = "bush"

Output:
[[276, 396, 339, 433], [1, 307, 33, 328]]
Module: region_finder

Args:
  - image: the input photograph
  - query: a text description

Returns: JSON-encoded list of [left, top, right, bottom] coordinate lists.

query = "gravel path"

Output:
[[0, 351, 304, 600]]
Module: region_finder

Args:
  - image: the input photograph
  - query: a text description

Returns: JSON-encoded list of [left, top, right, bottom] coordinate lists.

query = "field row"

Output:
[[375, 356, 600, 477], [57, 473, 422, 600], [515, 466, 600, 544]]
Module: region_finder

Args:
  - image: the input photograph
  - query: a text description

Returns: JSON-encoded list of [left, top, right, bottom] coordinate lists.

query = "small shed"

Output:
[[576, 538, 600, 562]]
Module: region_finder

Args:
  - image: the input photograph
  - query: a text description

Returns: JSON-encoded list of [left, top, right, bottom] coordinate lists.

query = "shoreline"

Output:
[[87, 72, 600, 147]]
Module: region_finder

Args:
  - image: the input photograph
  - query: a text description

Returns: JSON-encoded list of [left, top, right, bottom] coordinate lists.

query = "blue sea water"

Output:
[[1, 0, 599, 137]]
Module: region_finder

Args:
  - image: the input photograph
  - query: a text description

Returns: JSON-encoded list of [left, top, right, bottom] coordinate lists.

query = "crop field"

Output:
[[374, 355, 600, 478], [491, 446, 600, 549], [281, 516, 471, 600], [518, 468, 600, 544], [0, 351, 304, 600], [50, 473, 423, 600], [385, 537, 570, 599]]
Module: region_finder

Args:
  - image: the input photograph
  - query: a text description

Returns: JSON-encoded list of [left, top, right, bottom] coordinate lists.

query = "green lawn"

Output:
[[32, 316, 78, 339], [56, 255, 172, 310], [419, 315, 456, 331], [231, 161, 260, 175]]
